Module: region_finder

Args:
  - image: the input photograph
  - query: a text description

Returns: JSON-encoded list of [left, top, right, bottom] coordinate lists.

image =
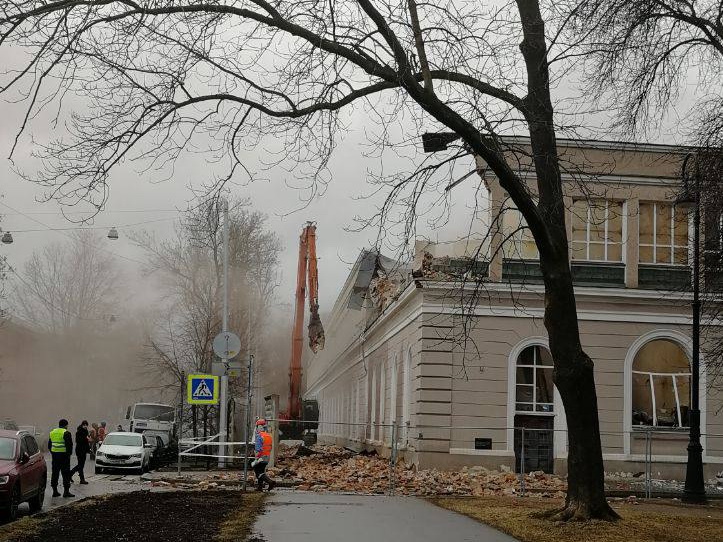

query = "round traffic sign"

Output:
[[213, 331, 242, 359]]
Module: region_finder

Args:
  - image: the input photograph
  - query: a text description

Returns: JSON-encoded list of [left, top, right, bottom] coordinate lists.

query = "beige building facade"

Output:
[[305, 139, 723, 478]]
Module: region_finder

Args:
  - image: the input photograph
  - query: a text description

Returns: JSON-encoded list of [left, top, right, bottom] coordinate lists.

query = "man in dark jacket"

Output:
[[70, 420, 90, 484], [48, 419, 74, 498]]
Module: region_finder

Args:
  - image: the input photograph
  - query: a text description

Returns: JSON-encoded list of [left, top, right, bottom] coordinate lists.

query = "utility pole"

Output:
[[218, 198, 230, 468], [243, 285, 254, 490]]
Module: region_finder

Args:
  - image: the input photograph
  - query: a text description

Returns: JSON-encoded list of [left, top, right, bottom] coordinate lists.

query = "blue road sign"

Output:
[[187, 374, 219, 405]]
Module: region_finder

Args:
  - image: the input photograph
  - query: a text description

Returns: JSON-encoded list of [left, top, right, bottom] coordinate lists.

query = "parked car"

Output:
[[0, 430, 47, 522], [95, 432, 152, 475], [143, 434, 164, 467]]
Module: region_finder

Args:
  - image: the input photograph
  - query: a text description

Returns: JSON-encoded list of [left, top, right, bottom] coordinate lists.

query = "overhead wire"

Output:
[[7, 216, 176, 233], [0, 201, 149, 266]]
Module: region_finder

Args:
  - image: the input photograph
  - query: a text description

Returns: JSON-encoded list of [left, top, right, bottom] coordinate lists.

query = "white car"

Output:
[[94, 432, 152, 475]]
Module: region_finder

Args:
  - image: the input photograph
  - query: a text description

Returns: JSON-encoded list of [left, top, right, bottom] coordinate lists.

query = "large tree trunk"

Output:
[[543, 262, 619, 521], [516, 0, 619, 520]]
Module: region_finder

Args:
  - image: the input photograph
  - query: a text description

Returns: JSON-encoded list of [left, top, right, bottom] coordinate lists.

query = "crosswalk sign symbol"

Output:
[[187, 374, 219, 404]]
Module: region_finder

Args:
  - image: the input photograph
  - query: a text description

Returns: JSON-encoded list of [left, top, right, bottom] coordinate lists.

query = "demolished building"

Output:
[[304, 138, 723, 479]]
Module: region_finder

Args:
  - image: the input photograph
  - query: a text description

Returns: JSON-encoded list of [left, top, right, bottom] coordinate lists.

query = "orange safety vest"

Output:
[[257, 431, 272, 458]]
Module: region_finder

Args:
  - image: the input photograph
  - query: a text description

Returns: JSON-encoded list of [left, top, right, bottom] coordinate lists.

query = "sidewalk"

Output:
[[251, 491, 519, 542]]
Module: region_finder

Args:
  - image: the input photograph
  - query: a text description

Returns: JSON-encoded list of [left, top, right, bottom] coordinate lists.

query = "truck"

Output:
[[125, 402, 178, 465]]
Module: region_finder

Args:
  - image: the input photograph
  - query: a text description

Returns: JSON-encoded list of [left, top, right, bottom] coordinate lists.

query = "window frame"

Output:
[[515, 345, 554, 415], [571, 199, 625, 263], [638, 202, 689, 266], [631, 370, 690, 428]]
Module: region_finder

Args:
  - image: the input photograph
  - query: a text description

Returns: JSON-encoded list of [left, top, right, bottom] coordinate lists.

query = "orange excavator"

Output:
[[279, 222, 324, 440]]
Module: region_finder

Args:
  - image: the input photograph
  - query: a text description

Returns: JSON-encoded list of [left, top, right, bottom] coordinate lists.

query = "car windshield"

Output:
[[103, 434, 142, 447], [132, 405, 175, 422], [0, 438, 15, 460]]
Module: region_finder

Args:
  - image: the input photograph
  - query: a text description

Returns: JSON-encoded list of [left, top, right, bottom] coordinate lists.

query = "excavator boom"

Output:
[[288, 222, 324, 421]]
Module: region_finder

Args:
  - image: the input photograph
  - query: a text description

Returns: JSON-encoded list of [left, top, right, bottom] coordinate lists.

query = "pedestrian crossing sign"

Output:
[[187, 374, 219, 405]]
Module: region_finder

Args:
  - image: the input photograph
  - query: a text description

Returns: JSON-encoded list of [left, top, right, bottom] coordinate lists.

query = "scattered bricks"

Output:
[[273, 444, 567, 498]]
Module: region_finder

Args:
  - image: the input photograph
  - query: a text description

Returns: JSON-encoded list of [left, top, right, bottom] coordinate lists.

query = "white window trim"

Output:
[[623, 330, 707, 456], [507, 337, 566, 458], [639, 202, 688, 266]]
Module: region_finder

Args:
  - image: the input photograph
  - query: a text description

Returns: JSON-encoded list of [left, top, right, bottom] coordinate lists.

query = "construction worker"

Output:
[[70, 420, 90, 484], [253, 419, 276, 491], [48, 419, 74, 498]]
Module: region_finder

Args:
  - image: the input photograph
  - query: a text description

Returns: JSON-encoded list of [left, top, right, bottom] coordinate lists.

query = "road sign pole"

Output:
[[219, 198, 230, 468], [243, 354, 254, 491]]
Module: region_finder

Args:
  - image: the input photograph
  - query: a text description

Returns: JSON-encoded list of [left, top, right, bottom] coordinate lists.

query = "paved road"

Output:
[[252, 491, 519, 542], [14, 455, 146, 519]]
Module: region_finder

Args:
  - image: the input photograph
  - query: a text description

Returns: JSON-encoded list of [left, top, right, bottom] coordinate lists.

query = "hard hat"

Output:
[[255, 419, 267, 427]]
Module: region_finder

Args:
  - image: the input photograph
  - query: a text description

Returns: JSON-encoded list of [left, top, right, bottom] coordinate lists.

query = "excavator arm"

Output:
[[288, 222, 324, 420]]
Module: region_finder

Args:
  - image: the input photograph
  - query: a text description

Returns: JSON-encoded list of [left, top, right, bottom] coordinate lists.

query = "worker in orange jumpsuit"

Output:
[[252, 419, 276, 491]]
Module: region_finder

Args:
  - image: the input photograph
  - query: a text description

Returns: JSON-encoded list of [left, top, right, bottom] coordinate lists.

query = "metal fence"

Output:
[[269, 419, 723, 499]]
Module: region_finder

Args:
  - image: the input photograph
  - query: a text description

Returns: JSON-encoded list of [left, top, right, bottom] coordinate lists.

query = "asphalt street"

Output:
[[14, 455, 147, 519]]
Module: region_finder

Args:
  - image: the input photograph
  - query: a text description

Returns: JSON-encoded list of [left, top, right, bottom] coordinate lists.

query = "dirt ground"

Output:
[[430, 496, 723, 542], [0, 490, 264, 542]]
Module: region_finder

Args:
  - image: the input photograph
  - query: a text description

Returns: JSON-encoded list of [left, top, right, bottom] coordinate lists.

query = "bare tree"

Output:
[[568, 1, 723, 142], [567, 1, 723, 386], [11, 230, 122, 333], [134, 198, 281, 438], [0, 0, 618, 519]]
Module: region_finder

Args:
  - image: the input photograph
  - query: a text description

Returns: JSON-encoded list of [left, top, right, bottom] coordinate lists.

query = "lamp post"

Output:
[[677, 152, 706, 504]]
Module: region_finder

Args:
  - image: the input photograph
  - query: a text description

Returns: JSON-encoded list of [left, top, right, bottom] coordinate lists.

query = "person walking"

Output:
[[48, 419, 74, 498], [70, 420, 90, 484], [252, 419, 276, 491]]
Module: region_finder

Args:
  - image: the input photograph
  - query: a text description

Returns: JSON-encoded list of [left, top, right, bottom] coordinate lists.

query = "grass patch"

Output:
[[430, 496, 723, 542], [216, 492, 266, 542], [0, 515, 44, 542]]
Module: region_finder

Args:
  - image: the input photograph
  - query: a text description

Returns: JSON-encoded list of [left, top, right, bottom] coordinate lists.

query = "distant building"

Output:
[[305, 139, 723, 478]]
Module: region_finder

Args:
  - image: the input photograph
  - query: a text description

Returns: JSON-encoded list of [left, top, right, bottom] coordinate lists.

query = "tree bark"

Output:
[[515, 0, 619, 520]]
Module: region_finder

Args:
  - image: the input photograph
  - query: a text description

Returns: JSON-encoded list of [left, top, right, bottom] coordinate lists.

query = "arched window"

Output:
[[632, 339, 690, 427], [515, 345, 554, 413]]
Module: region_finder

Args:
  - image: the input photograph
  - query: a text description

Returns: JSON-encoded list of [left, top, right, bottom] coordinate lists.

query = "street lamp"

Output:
[[676, 152, 706, 504], [421, 132, 461, 153]]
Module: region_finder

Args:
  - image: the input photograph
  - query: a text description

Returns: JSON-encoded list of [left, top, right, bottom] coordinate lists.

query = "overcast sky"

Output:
[[0, 93, 485, 316]]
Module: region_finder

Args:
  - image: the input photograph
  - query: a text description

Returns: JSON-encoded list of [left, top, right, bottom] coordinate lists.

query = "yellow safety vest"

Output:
[[49, 427, 68, 453]]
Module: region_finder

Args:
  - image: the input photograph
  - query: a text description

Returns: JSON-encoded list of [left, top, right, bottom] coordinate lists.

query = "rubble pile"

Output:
[[269, 444, 566, 498], [412, 251, 487, 281]]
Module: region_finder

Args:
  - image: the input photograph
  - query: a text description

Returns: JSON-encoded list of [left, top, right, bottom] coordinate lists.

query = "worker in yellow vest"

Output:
[[252, 419, 276, 491], [47, 419, 74, 498]]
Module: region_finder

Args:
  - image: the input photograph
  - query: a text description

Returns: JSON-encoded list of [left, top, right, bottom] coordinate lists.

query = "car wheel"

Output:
[[28, 476, 46, 513], [94, 466, 103, 475], [0, 485, 21, 522]]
